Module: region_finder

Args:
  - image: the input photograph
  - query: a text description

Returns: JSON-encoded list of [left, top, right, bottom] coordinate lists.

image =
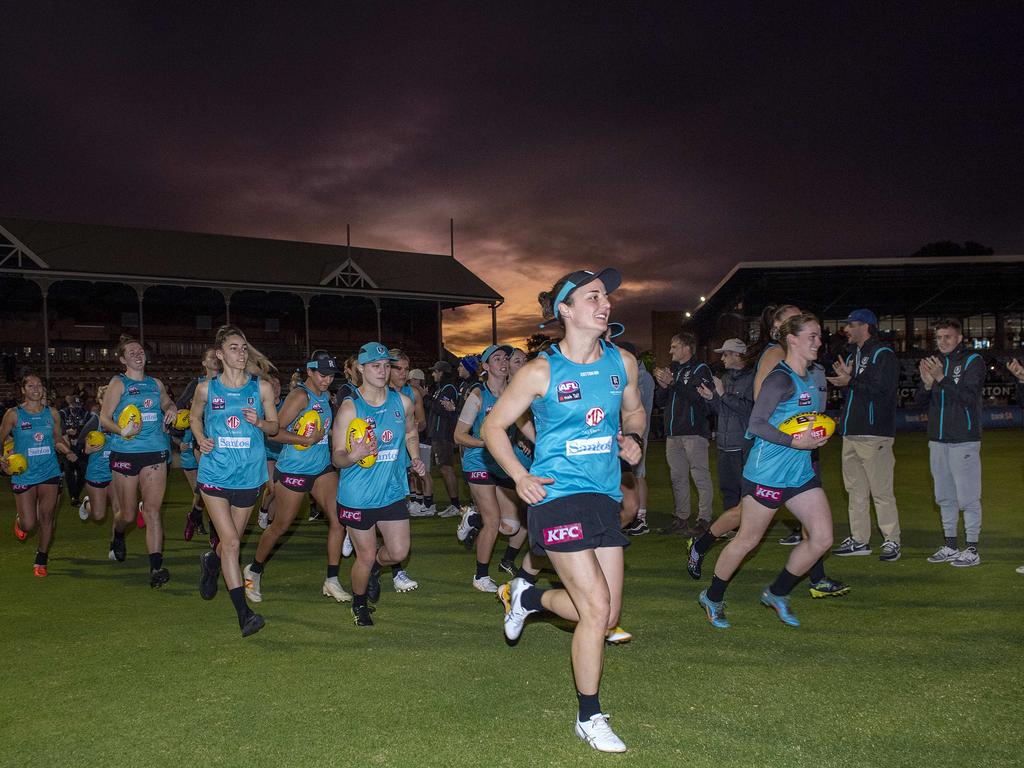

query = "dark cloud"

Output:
[[2, 4, 1022, 353]]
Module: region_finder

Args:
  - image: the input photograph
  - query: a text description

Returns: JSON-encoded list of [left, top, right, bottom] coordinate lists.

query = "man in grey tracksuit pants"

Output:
[[916, 318, 985, 568]]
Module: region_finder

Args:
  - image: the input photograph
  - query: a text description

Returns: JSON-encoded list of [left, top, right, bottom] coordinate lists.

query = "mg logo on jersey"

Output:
[[33, 432, 44, 443], [585, 407, 605, 427], [143, 398, 154, 409], [755, 485, 783, 502], [381, 429, 394, 443], [543, 522, 584, 546], [211, 397, 226, 410], [798, 392, 812, 407], [339, 508, 362, 522], [226, 415, 241, 430], [557, 380, 581, 402]]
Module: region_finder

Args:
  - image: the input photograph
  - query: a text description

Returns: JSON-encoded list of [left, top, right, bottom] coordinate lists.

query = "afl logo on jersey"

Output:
[[143, 398, 154, 409], [225, 415, 241, 430], [798, 392, 812, 407], [585, 407, 605, 427], [20, 421, 31, 430], [610, 375, 620, 388], [128, 386, 140, 395], [557, 380, 581, 402], [211, 397, 226, 410], [381, 429, 395, 443], [312, 402, 323, 413]]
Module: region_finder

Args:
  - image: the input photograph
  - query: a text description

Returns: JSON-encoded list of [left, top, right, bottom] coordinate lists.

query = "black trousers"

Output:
[[717, 444, 749, 511], [64, 457, 86, 502]]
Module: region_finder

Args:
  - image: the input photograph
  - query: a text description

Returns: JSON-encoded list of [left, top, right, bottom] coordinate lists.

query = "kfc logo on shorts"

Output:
[[200, 483, 223, 491], [754, 485, 783, 502], [282, 476, 304, 488], [211, 397, 226, 410], [338, 507, 362, 522], [543, 522, 584, 546], [143, 398, 154, 409], [226, 415, 241, 430], [585, 407, 605, 427], [610, 375, 620, 388], [798, 393, 812, 407], [469, 471, 490, 481], [112, 460, 132, 471], [12, 483, 29, 491], [557, 380, 581, 402], [33, 432, 44, 443], [381, 429, 394, 443]]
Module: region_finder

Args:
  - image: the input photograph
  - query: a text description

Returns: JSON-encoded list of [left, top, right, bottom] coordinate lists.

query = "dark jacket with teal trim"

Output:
[[915, 344, 985, 443], [838, 337, 899, 438], [654, 358, 713, 438]]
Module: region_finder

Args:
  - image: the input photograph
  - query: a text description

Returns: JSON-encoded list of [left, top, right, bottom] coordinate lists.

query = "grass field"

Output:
[[2, 431, 1023, 767]]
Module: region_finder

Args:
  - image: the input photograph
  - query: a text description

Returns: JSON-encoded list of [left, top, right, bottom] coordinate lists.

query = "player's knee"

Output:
[[499, 517, 520, 536]]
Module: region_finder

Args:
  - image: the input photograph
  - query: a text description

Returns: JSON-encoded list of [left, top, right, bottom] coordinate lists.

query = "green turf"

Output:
[[2, 432, 1022, 767]]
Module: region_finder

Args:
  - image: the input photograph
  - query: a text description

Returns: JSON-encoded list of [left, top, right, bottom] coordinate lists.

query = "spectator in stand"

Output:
[[826, 309, 902, 562], [917, 318, 985, 568], [60, 394, 90, 506], [426, 361, 462, 517], [653, 332, 714, 536], [698, 339, 754, 511], [619, 342, 656, 536]]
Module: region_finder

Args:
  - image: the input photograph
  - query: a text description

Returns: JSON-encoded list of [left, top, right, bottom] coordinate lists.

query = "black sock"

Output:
[[521, 585, 545, 612], [770, 568, 800, 597], [450, 497, 460, 509], [502, 545, 521, 563], [250, 559, 264, 574], [412, 494, 422, 504], [515, 567, 538, 584], [468, 513, 483, 530], [693, 531, 717, 556], [35, 550, 48, 566], [228, 586, 249, 626], [577, 691, 601, 722], [189, 507, 202, 523], [966, 542, 978, 552], [392, 565, 402, 576], [370, 560, 382, 577], [808, 557, 826, 583], [148, 552, 163, 571], [475, 561, 489, 579], [113, 528, 126, 541], [707, 575, 730, 603], [425, 495, 434, 507], [945, 536, 958, 549], [327, 564, 340, 579], [353, 592, 368, 608]]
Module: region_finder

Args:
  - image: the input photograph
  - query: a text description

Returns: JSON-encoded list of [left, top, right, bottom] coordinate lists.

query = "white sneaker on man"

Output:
[[393, 569, 419, 592], [472, 575, 498, 593], [322, 577, 352, 602], [575, 713, 627, 753], [438, 504, 461, 518], [926, 545, 960, 563], [407, 499, 423, 516], [243, 564, 262, 603], [950, 548, 981, 568], [409, 502, 434, 517], [342, 532, 354, 558]]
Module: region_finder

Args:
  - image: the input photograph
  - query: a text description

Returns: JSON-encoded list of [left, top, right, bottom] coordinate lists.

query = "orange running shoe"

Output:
[[33, 564, 47, 577], [136, 501, 146, 529], [14, 516, 27, 541]]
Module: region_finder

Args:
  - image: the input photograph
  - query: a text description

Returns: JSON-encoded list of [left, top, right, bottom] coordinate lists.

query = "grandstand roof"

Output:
[[0, 217, 502, 306], [690, 254, 1024, 321]]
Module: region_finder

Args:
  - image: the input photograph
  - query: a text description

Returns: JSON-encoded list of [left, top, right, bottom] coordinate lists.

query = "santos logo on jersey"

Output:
[[565, 436, 613, 456], [217, 436, 251, 449]]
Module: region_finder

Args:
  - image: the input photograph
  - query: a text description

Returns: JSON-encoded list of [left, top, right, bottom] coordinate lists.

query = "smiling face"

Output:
[[21, 375, 44, 404], [560, 277, 611, 333], [217, 334, 249, 372], [120, 341, 146, 373], [786, 321, 822, 364], [935, 326, 962, 355]]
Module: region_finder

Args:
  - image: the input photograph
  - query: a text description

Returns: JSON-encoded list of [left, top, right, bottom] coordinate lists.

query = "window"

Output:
[[964, 314, 995, 349]]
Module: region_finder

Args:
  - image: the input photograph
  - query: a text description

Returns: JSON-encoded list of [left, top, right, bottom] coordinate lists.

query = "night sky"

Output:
[[3, 3, 1022, 355]]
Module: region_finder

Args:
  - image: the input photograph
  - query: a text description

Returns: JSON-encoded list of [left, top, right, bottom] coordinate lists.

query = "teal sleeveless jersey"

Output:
[[743, 362, 821, 488], [179, 427, 198, 470], [276, 384, 333, 475], [197, 375, 267, 489], [530, 340, 626, 502], [109, 375, 166, 453], [12, 406, 61, 484], [461, 383, 499, 474], [85, 433, 113, 484], [337, 389, 408, 509]]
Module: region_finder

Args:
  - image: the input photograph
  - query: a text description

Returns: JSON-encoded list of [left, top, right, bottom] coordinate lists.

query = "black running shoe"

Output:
[[196, 519, 209, 536], [464, 527, 479, 551], [367, 568, 382, 603], [241, 612, 265, 637], [685, 537, 705, 580], [150, 567, 171, 589], [109, 537, 127, 562], [352, 603, 374, 627], [498, 559, 516, 576], [199, 550, 220, 600]]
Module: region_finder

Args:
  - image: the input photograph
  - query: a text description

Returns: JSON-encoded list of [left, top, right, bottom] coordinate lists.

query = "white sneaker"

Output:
[[322, 577, 352, 602], [407, 500, 423, 516], [409, 502, 434, 517], [243, 564, 262, 603], [342, 532, 354, 558], [1016, 564, 1024, 574], [575, 713, 627, 753], [257, 510, 270, 530], [605, 626, 633, 644], [950, 548, 981, 568], [472, 575, 498, 593], [393, 569, 419, 592], [457, 508, 476, 542], [438, 504, 461, 518], [499, 577, 536, 640], [79, 496, 90, 521], [927, 545, 960, 563]]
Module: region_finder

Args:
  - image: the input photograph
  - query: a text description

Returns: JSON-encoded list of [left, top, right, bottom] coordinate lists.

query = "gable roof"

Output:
[[0, 217, 502, 306]]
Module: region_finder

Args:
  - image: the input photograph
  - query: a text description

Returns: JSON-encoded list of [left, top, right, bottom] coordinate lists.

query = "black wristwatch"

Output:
[[625, 432, 644, 453]]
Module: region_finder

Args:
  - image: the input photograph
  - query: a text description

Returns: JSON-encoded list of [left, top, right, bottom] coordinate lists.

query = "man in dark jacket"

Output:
[[60, 394, 90, 506], [916, 318, 985, 568], [654, 332, 714, 535], [699, 338, 753, 511], [427, 361, 462, 518], [826, 309, 902, 562]]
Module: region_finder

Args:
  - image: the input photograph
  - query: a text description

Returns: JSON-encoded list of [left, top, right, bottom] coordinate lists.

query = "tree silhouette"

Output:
[[526, 333, 552, 354], [911, 241, 994, 258]]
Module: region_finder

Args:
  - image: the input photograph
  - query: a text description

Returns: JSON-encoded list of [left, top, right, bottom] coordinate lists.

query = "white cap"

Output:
[[713, 338, 747, 354]]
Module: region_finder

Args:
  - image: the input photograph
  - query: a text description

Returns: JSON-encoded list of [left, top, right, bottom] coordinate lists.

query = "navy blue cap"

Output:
[[307, 350, 340, 374], [549, 268, 622, 322], [841, 309, 878, 326]]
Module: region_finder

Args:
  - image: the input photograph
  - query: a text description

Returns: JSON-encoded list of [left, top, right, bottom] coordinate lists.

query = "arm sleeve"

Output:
[[747, 370, 795, 447], [457, 392, 481, 426], [176, 378, 199, 410]]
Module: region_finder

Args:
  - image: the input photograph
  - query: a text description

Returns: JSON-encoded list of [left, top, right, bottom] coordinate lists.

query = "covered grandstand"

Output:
[[0, 217, 502, 400]]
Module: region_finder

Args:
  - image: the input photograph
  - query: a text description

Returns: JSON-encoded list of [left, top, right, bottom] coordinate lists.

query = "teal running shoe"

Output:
[[698, 589, 730, 629], [761, 589, 800, 626]]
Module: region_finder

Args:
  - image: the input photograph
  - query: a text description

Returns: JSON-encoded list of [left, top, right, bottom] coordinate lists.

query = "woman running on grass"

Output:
[[482, 268, 645, 754], [79, 385, 119, 527], [696, 313, 835, 629], [99, 335, 180, 588], [190, 325, 278, 638], [0, 373, 73, 577]]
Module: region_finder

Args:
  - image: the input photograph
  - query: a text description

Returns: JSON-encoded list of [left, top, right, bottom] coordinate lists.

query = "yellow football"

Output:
[[293, 409, 322, 451], [85, 430, 106, 448], [117, 404, 142, 438], [6, 453, 27, 475], [346, 417, 377, 468], [2, 437, 12, 457], [777, 411, 835, 439], [173, 409, 191, 430]]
